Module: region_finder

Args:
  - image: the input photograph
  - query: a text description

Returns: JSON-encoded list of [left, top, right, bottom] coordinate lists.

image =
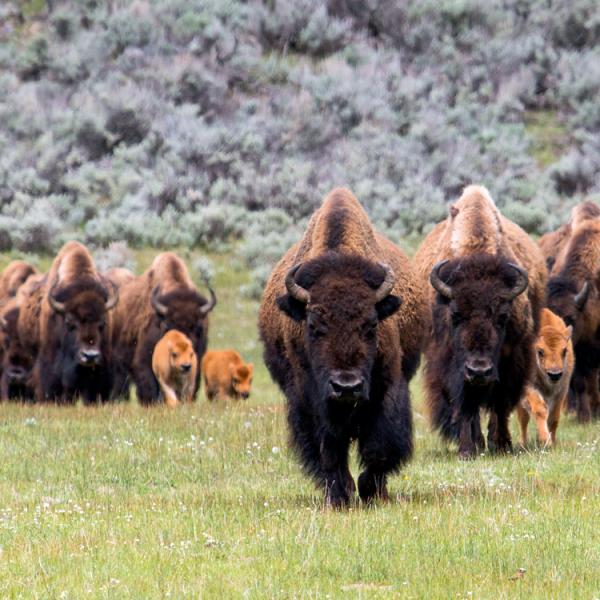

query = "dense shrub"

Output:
[[1, 0, 599, 294]]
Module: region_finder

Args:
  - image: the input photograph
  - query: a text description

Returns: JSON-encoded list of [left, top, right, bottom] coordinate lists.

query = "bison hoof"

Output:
[[325, 491, 350, 509], [357, 471, 388, 504], [458, 449, 476, 461]]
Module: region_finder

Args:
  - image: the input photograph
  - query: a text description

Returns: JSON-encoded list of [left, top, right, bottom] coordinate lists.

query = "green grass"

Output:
[[0, 249, 599, 598], [524, 110, 571, 169]]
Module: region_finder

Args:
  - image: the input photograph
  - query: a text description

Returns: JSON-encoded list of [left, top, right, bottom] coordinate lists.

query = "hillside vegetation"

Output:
[[1, 1, 600, 291]]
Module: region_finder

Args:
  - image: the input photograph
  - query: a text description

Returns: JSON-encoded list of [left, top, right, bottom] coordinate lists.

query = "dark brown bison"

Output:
[[111, 252, 216, 405], [538, 201, 600, 272], [0, 272, 44, 401], [34, 242, 119, 404], [547, 202, 600, 421], [0, 260, 38, 302], [413, 185, 546, 458], [259, 188, 428, 507]]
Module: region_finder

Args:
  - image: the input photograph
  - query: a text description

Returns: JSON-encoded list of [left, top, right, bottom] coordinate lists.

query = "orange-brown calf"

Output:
[[152, 330, 197, 407], [201, 349, 253, 401], [517, 308, 574, 446]]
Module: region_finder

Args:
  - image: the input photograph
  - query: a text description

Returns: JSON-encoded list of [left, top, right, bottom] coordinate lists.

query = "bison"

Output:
[[111, 252, 216, 405], [259, 187, 428, 507], [413, 185, 546, 458], [104, 267, 135, 289], [538, 201, 600, 272], [516, 308, 574, 447], [34, 242, 119, 404], [547, 202, 600, 421], [0, 299, 32, 401], [201, 349, 254, 401], [152, 330, 197, 407], [0, 260, 38, 302]]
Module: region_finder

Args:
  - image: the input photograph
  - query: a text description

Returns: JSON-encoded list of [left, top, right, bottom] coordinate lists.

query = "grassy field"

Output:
[[0, 250, 599, 598]]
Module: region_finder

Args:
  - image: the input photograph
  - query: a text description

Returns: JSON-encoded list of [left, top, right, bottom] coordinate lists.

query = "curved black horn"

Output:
[[574, 280, 590, 310], [48, 278, 66, 314], [285, 264, 310, 304], [374, 263, 395, 302], [506, 263, 529, 300], [429, 260, 453, 300], [151, 286, 168, 316], [199, 279, 217, 316], [104, 279, 119, 311]]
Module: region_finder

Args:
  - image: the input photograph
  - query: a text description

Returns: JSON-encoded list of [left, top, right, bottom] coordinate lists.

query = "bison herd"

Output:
[[0, 185, 598, 507], [260, 185, 599, 506]]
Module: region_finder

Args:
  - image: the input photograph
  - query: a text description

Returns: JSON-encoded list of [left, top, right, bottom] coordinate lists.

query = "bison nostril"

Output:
[[330, 373, 364, 397], [547, 370, 563, 382], [180, 363, 191, 372], [465, 362, 493, 380]]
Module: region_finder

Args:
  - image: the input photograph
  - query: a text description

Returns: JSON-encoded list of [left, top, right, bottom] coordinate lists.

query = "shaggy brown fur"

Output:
[[201, 349, 254, 401], [547, 207, 600, 421], [35, 242, 118, 404], [259, 187, 428, 506], [152, 330, 197, 407], [111, 252, 216, 404], [0, 261, 38, 303], [104, 267, 135, 288], [516, 308, 574, 446], [15, 273, 46, 368], [413, 185, 546, 458], [539, 201, 600, 271]]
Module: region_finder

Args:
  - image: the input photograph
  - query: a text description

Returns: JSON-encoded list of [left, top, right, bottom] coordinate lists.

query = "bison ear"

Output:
[[376, 294, 402, 321], [276, 294, 307, 322], [566, 325, 573, 341]]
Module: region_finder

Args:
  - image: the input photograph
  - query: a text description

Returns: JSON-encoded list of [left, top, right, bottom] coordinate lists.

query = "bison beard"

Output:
[[264, 253, 413, 507], [425, 255, 532, 458]]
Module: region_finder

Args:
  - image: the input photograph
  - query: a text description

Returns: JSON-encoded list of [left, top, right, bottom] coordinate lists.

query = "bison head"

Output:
[[48, 277, 118, 367], [430, 255, 529, 387], [277, 253, 401, 405], [546, 277, 591, 343], [150, 282, 216, 355], [0, 306, 32, 385]]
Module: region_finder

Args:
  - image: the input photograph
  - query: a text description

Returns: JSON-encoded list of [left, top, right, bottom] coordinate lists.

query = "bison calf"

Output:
[[517, 309, 574, 447], [201, 349, 253, 401], [152, 330, 197, 407], [259, 187, 427, 507]]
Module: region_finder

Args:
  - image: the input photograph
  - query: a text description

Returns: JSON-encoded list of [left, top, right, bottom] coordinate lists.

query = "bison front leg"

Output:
[[320, 431, 354, 508], [132, 362, 160, 405], [487, 408, 513, 453], [358, 381, 413, 502]]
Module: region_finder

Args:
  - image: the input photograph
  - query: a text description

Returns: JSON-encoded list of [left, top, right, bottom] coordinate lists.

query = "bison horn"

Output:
[[151, 286, 168, 316], [104, 280, 119, 311], [374, 263, 395, 302], [199, 279, 217, 316], [285, 264, 310, 304], [48, 278, 66, 314], [429, 260, 453, 300], [506, 263, 529, 300], [574, 280, 590, 310]]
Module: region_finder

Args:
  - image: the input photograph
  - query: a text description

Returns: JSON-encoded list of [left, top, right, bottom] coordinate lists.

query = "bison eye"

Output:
[[562, 348, 567, 359], [497, 313, 509, 327], [171, 352, 178, 359], [537, 348, 544, 359], [66, 320, 77, 332]]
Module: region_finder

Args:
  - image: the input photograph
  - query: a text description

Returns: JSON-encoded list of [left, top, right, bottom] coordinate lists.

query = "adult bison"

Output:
[[111, 252, 216, 405], [34, 242, 119, 404], [547, 201, 600, 421], [538, 201, 600, 272], [259, 188, 428, 507], [413, 185, 546, 458], [0, 298, 33, 401], [0, 260, 38, 302]]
